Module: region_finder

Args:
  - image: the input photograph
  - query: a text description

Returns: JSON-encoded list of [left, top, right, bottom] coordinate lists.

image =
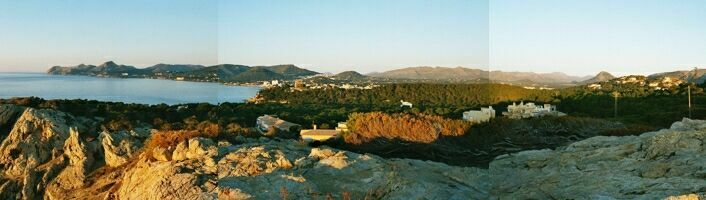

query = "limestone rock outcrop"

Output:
[[101, 131, 143, 167], [51, 128, 96, 189], [1, 105, 706, 199], [0, 107, 96, 199], [0, 108, 69, 199], [114, 138, 487, 200], [488, 118, 706, 199]]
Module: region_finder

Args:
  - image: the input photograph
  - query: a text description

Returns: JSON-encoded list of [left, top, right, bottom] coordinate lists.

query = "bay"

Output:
[[0, 73, 261, 105]]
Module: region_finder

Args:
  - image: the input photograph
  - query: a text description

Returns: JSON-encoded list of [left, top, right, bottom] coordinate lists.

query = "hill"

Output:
[[190, 64, 251, 79], [47, 61, 141, 76], [230, 67, 285, 82], [334, 71, 367, 80], [579, 71, 615, 84], [648, 68, 706, 84], [143, 64, 204, 73], [256, 64, 318, 78]]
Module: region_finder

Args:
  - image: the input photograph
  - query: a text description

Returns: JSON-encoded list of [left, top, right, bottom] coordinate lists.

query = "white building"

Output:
[[502, 102, 566, 119], [262, 80, 283, 88], [256, 115, 301, 134], [462, 106, 496, 123], [400, 100, 413, 108], [335, 122, 349, 133], [588, 84, 602, 90]]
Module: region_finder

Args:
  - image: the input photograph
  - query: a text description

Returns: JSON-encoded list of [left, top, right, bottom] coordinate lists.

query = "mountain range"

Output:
[[366, 66, 592, 85], [47, 62, 705, 86]]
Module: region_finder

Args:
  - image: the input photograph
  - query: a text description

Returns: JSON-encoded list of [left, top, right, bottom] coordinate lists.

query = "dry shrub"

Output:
[[345, 112, 471, 144], [145, 121, 221, 151], [342, 191, 351, 200], [280, 187, 289, 200]]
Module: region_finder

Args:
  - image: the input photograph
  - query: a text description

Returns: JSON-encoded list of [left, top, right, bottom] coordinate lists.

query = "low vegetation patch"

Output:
[[345, 112, 471, 144]]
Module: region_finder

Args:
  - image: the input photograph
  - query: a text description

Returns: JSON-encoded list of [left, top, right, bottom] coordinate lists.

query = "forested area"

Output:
[[260, 83, 706, 128]]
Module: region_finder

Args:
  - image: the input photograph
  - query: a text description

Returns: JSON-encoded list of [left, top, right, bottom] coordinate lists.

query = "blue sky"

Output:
[[218, 0, 487, 73], [1, 0, 705, 76], [0, 0, 218, 72], [490, 0, 706, 76]]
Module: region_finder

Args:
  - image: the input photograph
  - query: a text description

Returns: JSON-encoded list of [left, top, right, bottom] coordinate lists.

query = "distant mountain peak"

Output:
[[579, 71, 615, 84], [596, 71, 615, 78], [597, 71, 612, 76], [335, 71, 366, 80]]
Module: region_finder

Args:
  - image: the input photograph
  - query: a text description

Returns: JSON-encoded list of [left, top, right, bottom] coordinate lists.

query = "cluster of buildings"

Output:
[[462, 102, 566, 123], [613, 76, 645, 85], [292, 80, 379, 90], [587, 83, 602, 90], [522, 86, 555, 90], [587, 76, 685, 91], [251, 79, 381, 91], [261, 80, 284, 88], [647, 77, 683, 90], [256, 115, 346, 142], [502, 102, 566, 119]]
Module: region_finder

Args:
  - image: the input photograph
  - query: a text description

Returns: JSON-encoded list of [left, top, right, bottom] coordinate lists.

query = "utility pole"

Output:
[[688, 85, 692, 118], [688, 67, 698, 118], [612, 91, 620, 118]]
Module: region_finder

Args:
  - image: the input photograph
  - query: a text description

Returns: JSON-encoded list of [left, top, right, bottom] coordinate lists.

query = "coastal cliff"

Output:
[[0, 105, 704, 199]]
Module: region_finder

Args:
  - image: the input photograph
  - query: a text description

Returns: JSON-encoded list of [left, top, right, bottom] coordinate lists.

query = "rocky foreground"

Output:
[[0, 105, 705, 199]]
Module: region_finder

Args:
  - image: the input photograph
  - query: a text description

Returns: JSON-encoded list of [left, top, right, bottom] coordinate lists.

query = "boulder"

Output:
[[52, 128, 95, 189], [101, 131, 142, 167], [115, 156, 217, 200], [152, 147, 172, 162], [669, 118, 706, 131]]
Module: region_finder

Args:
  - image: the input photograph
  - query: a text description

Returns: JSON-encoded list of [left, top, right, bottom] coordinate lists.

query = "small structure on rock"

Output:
[[335, 122, 349, 133], [300, 125, 341, 142], [256, 115, 301, 135]]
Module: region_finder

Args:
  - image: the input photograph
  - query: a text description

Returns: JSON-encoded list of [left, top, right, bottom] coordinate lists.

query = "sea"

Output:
[[0, 73, 261, 105]]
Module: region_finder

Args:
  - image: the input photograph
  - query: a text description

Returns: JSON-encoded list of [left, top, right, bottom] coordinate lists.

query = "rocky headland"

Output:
[[0, 104, 704, 199]]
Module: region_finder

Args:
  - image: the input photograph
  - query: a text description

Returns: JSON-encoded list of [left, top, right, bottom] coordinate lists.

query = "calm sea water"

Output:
[[0, 73, 261, 105]]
